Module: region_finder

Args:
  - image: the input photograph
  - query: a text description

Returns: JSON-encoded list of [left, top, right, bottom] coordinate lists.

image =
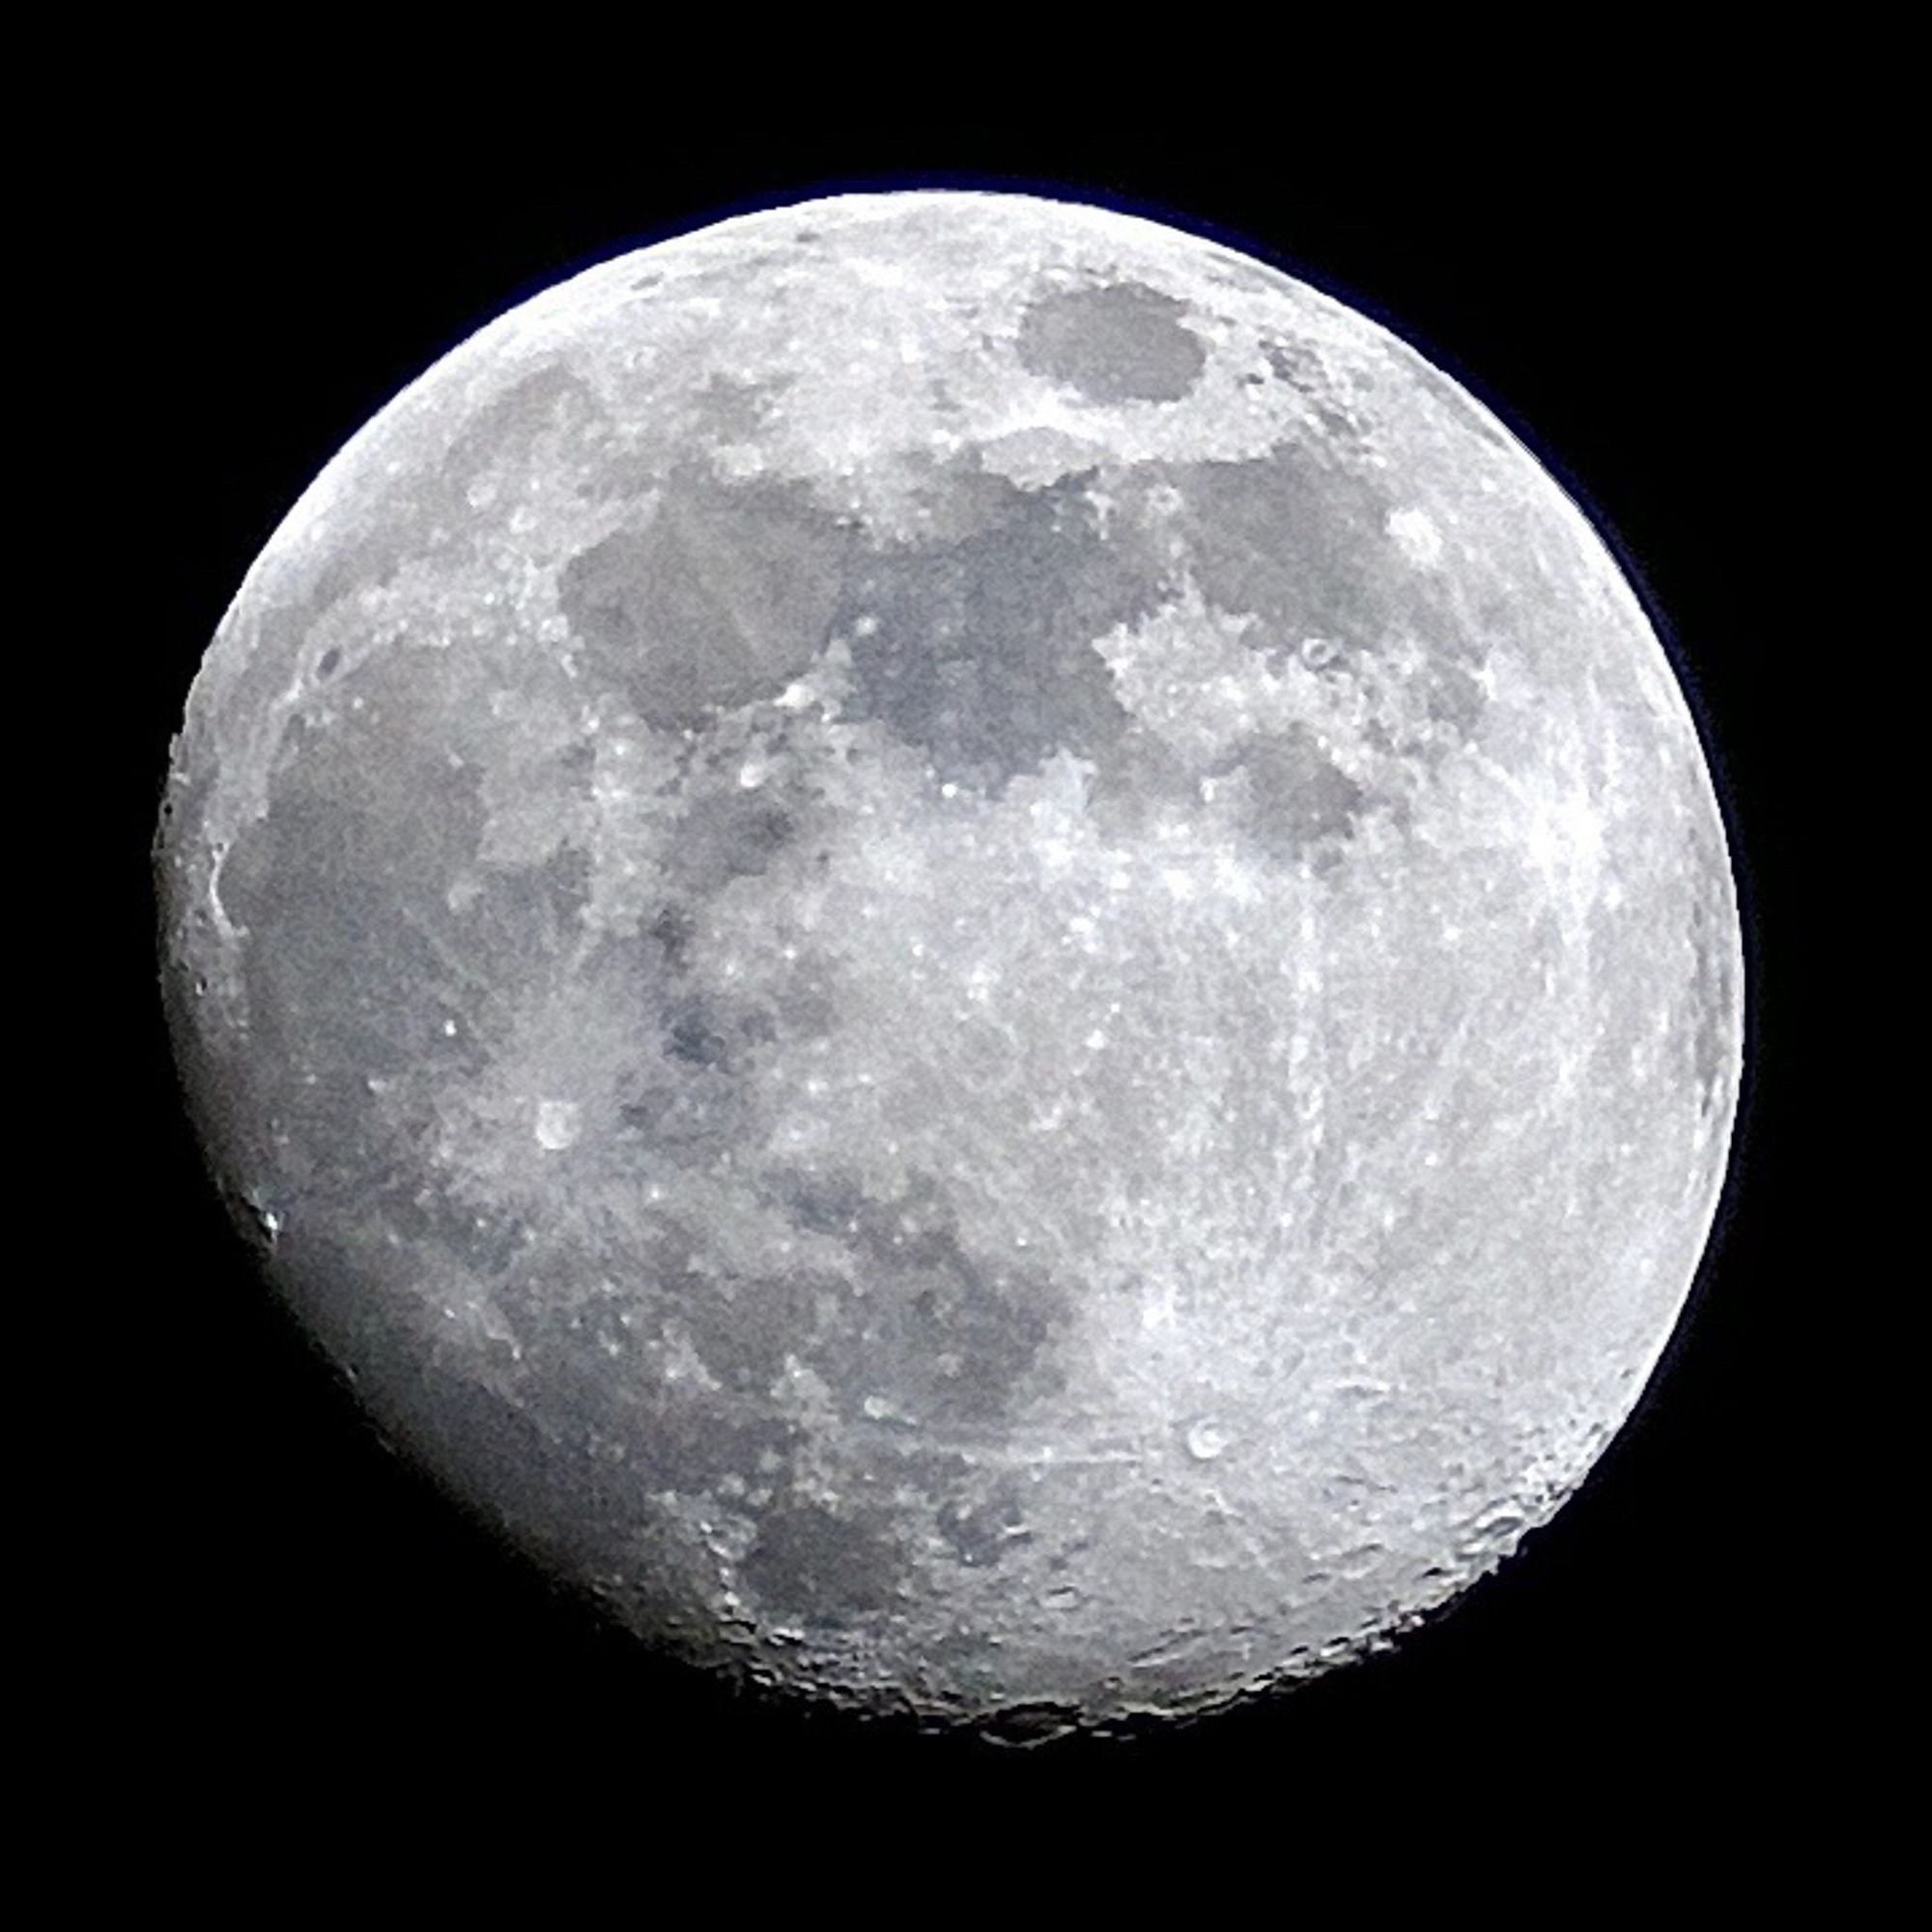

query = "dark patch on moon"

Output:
[[890, 446, 1047, 547], [1228, 726, 1367, 860], [739, 1499, 906, 1625], [1173, 444, 1402, 654], [665, 782, 802, 893], [445, 362, 605, 494], [616, 1029, 760, 1162], [559, 467, 852, 729], [773, 1169, 1070, 1428], [1261, 338, 1317, 387], [1086, 726, 1203, 837], [1682, 830, 1737, 1120], [1261, 340, 1371, 444], [1016, 280, 1208, 404], [838, 469, 1166, 795], [220, 742, 483, 1103], [689, 372, 790, 443], [646, 901, 697, 972], [1422, 659, 1488, 741], [663, 995, 736, 1070], [451, 843, 594, 984], [670, 1260, 835, 1399], [505, 1249, 800, 1499]]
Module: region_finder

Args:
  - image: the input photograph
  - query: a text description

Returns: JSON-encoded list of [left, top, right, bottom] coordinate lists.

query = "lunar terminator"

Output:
[[157, 192, 1743, 1735]]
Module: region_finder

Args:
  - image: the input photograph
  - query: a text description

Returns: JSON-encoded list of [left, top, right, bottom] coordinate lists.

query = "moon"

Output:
[[156, 191, 1743, 1737]]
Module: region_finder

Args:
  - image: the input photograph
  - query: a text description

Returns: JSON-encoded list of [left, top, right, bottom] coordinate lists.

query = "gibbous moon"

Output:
[[157, 192, 1743, 1736]]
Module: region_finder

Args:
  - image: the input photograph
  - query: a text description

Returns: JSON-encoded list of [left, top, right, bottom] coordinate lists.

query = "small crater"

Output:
[[936, 1488, 1031, 1568], [1016, 279, 1208, 405], [980, 1701, 1082, 1747]]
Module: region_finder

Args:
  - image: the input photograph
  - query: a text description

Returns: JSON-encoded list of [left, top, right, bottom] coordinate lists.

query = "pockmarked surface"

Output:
[[159, 193, 1742, 1734]]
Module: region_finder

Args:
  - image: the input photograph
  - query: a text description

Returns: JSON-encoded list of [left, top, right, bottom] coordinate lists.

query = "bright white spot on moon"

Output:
[[156, 189, 1743, 1742], [1386, 505, 1445, 567]]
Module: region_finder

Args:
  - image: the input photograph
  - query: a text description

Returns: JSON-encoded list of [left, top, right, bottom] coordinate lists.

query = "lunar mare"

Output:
[[158, 192, 1743, 1734]]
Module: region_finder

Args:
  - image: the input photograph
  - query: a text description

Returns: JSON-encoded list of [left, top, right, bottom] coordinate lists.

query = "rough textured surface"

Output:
[[156, 192, 1743, 1737]]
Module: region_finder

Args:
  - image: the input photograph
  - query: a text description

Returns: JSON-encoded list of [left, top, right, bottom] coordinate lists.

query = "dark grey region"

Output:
[[766, 1167, 1072, 1431], [1227, 724, 1367, 858], [213, 734, 494, 1163], [426, 1156, 1073, 1632], [1260, 336, 1366, 442], [467, 1156, 1072, 1631], [1171, 444, 1433, 656], [835, 469, 1167, 793], [548, 436, 1492, 841], [448, 361, 606, 490], [738, 1501, 905, 1627], [559, 467, 853, 730], [1016, 279, 1208, 404], [1682, 819, 1738, 1121], [662, 760, 810, 895], [557, 456, 1171, 797]]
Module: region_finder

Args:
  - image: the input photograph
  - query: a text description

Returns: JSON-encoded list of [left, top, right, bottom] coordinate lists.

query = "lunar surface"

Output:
[[157, 192, 1742, 1736]]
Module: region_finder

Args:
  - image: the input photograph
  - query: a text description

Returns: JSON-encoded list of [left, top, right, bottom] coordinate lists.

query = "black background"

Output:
[[111, 114, 1809, 1841]]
